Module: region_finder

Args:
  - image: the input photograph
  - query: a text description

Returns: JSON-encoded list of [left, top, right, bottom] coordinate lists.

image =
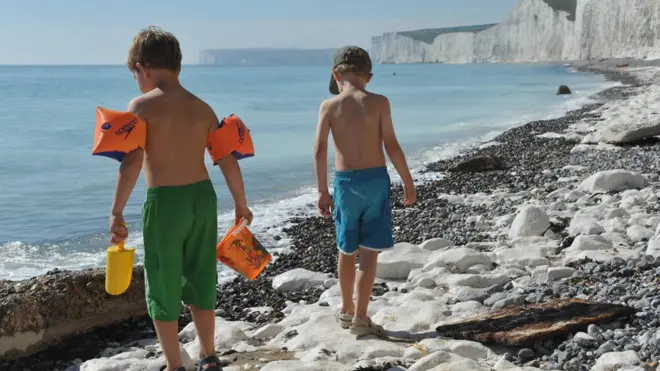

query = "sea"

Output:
[[0, 63, 617, 281]]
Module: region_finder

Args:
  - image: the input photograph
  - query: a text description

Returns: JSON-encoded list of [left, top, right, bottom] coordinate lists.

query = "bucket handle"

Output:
[[231, 218, 249, 237], [116, 241, 125, 251]]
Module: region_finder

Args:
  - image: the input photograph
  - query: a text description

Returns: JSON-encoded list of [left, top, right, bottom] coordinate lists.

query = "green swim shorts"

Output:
[[142, 179, 218, 321]]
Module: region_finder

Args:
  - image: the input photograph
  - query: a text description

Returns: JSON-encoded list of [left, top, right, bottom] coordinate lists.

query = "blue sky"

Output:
[[0, 0, 517, 65]]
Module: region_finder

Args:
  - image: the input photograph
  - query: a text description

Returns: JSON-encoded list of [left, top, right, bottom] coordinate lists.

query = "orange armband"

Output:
[[92, 107, 146, 162], [206, 114, 254, 164]]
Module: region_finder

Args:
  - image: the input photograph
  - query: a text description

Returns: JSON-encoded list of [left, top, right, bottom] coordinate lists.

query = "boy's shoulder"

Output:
[[127, 90, 161, 115], [320, 91, 389, 109]]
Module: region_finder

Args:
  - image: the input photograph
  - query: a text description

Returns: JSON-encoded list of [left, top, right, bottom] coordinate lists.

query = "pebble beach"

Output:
[[3, 61, 660, 371]]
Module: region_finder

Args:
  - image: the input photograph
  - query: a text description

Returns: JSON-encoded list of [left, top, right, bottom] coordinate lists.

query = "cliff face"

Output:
[[372, 0, 660, 63]]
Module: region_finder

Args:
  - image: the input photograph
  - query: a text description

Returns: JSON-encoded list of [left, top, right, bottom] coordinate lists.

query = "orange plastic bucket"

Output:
[[216, 218, 271, 280]]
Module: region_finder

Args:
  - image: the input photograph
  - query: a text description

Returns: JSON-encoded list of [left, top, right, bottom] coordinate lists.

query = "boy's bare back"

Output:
[[322, 90, 393, 171], [131, 87, 217, 188]]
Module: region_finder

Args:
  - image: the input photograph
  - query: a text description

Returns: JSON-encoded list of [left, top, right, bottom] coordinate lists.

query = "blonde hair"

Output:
[[127, 26, 182, 72]]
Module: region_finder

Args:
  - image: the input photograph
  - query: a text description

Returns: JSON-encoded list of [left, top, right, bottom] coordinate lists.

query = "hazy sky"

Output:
[[0, 0, 518, 65]]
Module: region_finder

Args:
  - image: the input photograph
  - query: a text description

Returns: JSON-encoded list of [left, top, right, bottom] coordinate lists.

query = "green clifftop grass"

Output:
[[398, 24, 496, 44]]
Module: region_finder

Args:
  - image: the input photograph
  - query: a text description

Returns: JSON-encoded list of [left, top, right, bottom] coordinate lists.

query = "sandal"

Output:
[[335, 311, 353, 330], [350, 317, 386, 337], [197, 355, 223, 371], [160, 367, 186, 371]]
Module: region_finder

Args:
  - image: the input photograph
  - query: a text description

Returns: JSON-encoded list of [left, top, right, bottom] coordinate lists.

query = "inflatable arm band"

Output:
[[93, 107, 147, 162], [207, 114, 254, 164]]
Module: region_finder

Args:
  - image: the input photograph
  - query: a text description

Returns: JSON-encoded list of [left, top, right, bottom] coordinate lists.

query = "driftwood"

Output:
[[0, 267, 146, 360], [435, 298, 635, 346]]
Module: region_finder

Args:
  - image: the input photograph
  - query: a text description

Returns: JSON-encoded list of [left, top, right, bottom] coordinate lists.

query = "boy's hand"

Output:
[[109, 214, 128, 244], [403, 183, 417, 206], [235, 204, 254, 226], [318, 192, 333, 217]]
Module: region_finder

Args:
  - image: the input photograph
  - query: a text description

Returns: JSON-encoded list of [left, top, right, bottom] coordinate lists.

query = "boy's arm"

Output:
[[380, 96, 416, 205], [314, 100, 333, 216], [209, 109, 253, 224], [109, 99, 145, 243], [217, 155, 252, 224]]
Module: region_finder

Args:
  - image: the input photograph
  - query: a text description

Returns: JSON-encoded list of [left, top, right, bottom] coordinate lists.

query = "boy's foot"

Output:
[[350, 317, 386, 337], [335, 310, 353, 330], [197, 355, 223, 371]]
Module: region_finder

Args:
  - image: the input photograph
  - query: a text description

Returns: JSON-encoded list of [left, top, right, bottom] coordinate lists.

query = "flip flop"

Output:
[[160, 367, 186, 371], [350, 317, 386, 337], [335, 310, 353, 330]]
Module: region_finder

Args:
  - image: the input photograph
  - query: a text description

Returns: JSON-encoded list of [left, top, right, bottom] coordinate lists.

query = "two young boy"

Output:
[[111, 27, 414, 371]]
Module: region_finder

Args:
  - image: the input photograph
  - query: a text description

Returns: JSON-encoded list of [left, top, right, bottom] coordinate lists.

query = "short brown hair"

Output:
[[127, 26, 182, 72]]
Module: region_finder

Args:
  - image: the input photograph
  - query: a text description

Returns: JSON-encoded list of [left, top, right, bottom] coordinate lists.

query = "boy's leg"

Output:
[[333, 177, 361, 317], [181, 181, 219, 366], [143, 191, 192, 370], [355, 248, 379, 320], [338, 252, 357, 315], [355, 169, 394, 322]]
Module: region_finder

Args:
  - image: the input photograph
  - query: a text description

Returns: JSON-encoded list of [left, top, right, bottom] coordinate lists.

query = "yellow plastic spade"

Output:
[[105, 241, 136, 295]]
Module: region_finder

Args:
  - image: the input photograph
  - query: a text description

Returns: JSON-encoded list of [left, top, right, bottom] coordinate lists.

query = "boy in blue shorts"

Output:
[[313, 46, 416, 336]]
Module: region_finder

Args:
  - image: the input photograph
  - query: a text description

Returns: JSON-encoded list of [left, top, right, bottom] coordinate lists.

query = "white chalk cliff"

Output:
[[371, 0, 660, 63]]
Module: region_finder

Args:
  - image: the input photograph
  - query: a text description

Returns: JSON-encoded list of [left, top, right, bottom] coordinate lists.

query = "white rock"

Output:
[[563, 250, 639, 265], [419, 238, 454, 251], [183, 318, 251, 355], [646, 239, 660, 258], [567, 235, 612, 252], [408, 351, 490, 371], [548, 188, 570, 199], [591, 350, 641, 371], [270, 309, 406, 364], [424, 248, 494, 273], [568, 220, 605, 236], [565, 190, 587, 202], [547, 267, 577, 282], [444, 273, 510, 289], [627, 225, 654, 243], [251, 324, 284, 340], [495, 246, 550, 268], [531, 266, 548, 283], [272, 269, 328, 291], [260, 361, 350, 371], [80, 347, 192, 371], [602, 217, 629, 234], [578, 170, 647, 194], [376, 243, 431, 280], [601, 232, 630, 248], [508, 206, 550, 239], [604, 208, 630, 220], [447, 340, 492, 361], [595, 114, 660, 144]]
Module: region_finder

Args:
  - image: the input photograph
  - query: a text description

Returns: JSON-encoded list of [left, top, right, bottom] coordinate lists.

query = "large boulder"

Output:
[[508, 206, 550, 239], [591, 111, 660, 144], [591, 350, 641, 371], [578, 170, 646, 193], [0, 267, 146, 360], [424, 248, 494, 273], [448, 155, 504, 173], [271, 269, 328, 292], [376, 243, 431, 280], [556, 85, 572, 95]]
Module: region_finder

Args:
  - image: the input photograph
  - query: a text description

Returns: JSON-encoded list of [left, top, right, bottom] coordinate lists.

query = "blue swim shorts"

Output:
[[333, 166, 394, 255]]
